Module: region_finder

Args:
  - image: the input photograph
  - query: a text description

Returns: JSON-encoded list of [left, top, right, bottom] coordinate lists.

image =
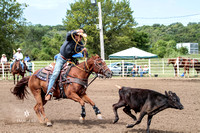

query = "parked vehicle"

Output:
[[108, 62, 135, 76]]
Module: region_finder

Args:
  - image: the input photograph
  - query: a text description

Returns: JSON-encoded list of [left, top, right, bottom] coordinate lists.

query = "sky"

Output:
[[17, 0, 200, 27]]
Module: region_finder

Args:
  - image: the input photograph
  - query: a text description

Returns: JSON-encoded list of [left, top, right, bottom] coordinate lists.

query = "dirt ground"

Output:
[[0, 77, 200, 133]]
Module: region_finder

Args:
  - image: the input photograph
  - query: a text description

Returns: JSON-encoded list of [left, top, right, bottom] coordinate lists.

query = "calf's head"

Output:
[[165, 91, 184, 110]]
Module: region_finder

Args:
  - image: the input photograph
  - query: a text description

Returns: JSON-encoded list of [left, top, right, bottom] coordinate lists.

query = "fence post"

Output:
[[32, 62, 35, 73], [177, 58, 179, 77], [193, 58, 195, 75], [2, 63, 4, 79], [122, 60, 124, 77], [162, 58, 164, 74], [148, 59, 151, 76]]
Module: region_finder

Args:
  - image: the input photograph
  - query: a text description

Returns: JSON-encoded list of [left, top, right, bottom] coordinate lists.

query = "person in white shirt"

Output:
[[10, 48, 24, 72], [1, 54, 7, 64]]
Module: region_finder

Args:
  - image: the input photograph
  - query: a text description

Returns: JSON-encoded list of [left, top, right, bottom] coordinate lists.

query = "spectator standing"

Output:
[[27, 60, 32, 76], [1, 54, 7, 64], [24, 55, 30, 63]]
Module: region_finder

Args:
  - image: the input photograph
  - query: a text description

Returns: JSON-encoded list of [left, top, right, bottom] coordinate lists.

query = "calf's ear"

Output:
[[165, 91, 168, 97]]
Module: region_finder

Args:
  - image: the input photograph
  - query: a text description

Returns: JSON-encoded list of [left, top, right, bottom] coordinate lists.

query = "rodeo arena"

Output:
[[0, 46, 200, 133], [0, 1, 200, 132]]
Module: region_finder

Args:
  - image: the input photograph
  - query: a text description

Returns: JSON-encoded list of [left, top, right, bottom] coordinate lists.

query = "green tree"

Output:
[[18, 24, 66, 60], [0, 0, 27, 59], [151, 39, 178, 58], [63, 0, 148, 59]]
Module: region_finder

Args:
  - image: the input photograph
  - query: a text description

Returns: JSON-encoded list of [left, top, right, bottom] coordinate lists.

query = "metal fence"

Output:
[[1, 58, 200, 80]]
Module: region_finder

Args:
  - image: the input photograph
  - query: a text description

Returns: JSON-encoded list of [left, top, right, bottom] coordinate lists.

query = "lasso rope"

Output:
[[68, 61, 90, 72], [69, 30, 89, 71]]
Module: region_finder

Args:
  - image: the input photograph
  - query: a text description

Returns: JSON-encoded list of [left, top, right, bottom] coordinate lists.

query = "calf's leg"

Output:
[[126, 111, 147, 128], [123, 106, 137, 121], [113, 100, 126, 123], [146, 115, 153, 133]]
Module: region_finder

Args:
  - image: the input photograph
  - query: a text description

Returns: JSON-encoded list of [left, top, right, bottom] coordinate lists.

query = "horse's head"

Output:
[[88, 55, 112, 78], [13, 60, 21, 71], [167, 59, 174, 66]]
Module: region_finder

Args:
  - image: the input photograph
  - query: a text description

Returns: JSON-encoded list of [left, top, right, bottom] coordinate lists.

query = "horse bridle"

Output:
[[93, 58, 110, 75]]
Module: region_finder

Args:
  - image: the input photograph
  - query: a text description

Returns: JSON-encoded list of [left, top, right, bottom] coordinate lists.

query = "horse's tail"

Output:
[[11, 76, 31, 100]]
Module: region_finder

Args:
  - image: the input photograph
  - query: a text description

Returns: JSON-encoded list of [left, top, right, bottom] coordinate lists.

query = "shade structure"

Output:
[[109, 47, 158, 59]]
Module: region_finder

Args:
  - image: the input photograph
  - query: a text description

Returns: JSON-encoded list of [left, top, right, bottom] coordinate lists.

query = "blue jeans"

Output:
[[47, 54, 67, 95], [132, 70, 136, 77], [10, 60, 24, 70]]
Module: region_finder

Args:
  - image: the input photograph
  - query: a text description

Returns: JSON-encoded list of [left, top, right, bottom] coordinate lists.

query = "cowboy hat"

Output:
[[2, 54, 6, 56], [17, 48, 22, 51]]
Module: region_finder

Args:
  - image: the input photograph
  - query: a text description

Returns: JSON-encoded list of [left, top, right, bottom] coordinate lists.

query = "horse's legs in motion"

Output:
[[32, 88, 52, 126], [82, 94, 102, 119], [40, 93, 52, 126], [17, 74, 19, 83], [13, 74, 15, 84], [68, 92, 86, 123]]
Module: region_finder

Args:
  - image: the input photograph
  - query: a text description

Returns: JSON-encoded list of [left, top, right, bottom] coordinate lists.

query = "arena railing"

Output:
[[0, 58, 200, 80]]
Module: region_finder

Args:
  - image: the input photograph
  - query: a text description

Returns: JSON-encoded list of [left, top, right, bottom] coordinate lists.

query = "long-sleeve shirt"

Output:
[[24, 56, 30, 62], [14, 52, 23, 60], [60, 30, 85, 59], [1, 57, 7, 63]]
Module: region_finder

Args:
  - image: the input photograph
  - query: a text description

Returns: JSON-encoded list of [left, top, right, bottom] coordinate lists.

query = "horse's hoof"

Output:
[[97, 114, 103, 120], [126, 124, 133, 128], [79, 117, 85, 123], [46, 121, 52, 127]]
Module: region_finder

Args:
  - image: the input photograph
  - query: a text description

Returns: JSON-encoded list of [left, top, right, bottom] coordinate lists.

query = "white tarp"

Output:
[[109, 47, 158, 59]]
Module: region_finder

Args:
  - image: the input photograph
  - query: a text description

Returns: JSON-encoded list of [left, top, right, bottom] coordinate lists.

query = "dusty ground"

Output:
[[0, 78, 200, 133]]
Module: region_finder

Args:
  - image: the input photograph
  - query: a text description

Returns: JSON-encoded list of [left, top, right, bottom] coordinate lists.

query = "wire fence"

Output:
[[0, 58, 200, 80]]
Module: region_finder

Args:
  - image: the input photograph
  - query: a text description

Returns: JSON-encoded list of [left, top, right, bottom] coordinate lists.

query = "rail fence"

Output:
[[0, 58, 200, 80]]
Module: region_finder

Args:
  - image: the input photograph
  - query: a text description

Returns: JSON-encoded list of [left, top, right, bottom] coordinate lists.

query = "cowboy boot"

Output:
[[45, 94, 52, 101], [45, 88, 55, 101]]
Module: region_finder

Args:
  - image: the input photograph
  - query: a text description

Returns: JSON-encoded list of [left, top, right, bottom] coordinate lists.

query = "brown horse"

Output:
[[191, 59, 200, 76], [167, 57, 192, 78], [0, 62, 10, 80], [11, 55, 112, 126], [11, 60, 31, 84]]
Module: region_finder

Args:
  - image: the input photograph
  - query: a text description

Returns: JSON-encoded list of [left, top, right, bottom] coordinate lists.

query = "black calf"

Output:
[[113, 85, 184, 133]]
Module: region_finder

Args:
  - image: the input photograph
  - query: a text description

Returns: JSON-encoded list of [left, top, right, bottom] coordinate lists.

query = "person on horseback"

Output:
[[10, 48, 24, 72], [45, 29, 88, 100]]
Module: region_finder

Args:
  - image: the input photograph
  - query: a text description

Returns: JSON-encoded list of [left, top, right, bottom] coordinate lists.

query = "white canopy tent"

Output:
[[109, 47, 158, 59]]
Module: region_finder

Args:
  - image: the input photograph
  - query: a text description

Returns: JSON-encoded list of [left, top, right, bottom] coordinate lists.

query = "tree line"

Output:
[[0, 0, 199, 61]]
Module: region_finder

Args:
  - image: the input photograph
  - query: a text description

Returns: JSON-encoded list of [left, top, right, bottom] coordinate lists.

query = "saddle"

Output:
[[35, 62, 88, 98]]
